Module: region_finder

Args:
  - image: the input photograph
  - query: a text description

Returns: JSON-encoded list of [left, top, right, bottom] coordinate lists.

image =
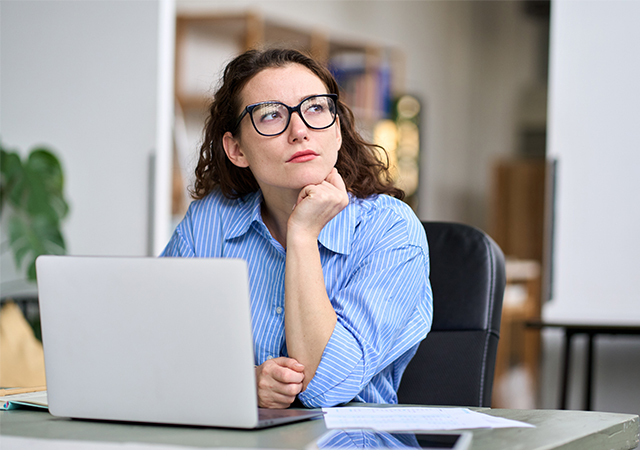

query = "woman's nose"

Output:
[[287, 112, 309, 142]]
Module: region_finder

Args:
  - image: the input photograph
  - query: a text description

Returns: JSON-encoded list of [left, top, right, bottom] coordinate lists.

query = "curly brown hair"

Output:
[[192, 48, 403, 201]]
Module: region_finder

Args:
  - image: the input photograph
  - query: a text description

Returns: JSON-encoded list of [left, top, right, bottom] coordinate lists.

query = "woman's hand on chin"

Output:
[[288, 168, 349, 242]]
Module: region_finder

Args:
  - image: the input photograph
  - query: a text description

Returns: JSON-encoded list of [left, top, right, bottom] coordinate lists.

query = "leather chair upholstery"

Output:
[[397, 222, 505, 407]]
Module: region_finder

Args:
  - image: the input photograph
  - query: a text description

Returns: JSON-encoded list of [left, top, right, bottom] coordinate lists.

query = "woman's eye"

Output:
[[305, 102, 325, 114], [257, 105, 284, 123], [260, 111, 280, 122]]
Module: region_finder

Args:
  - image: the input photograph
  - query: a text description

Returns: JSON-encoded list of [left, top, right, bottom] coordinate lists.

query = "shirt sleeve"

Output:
[[297, 238, 432, 407], [160, 215, 196, 257]]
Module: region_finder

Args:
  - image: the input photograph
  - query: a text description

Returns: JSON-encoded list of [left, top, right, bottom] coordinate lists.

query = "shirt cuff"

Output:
[[297, 320, 365, 407]]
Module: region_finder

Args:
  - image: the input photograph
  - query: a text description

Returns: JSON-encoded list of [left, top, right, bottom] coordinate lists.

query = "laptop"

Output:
[[36, 255, 322, 429]]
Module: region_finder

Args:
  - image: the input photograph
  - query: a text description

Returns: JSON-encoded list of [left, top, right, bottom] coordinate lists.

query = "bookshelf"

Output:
[[175, 12, 403, 122]]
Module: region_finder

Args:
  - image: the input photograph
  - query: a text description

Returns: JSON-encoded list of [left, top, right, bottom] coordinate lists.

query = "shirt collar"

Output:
[[223, 191, 264, 240], [223, 190, 356, 255]]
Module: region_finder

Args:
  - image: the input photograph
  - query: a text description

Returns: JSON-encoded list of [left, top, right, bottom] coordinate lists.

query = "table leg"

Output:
[[585, 333, 595, 411], [560, 329, 573, 409]]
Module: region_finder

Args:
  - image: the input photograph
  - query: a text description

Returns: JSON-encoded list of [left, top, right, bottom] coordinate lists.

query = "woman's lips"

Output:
[[287, 150, 319, 163]]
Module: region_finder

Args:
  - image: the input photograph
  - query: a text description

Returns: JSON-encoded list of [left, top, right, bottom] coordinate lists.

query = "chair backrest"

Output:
[[397, 221, 505, 407]]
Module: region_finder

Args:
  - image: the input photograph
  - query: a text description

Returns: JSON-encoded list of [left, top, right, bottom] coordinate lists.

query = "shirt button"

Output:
[[276, 306, 283, 314], [266, 356, 273, 360]]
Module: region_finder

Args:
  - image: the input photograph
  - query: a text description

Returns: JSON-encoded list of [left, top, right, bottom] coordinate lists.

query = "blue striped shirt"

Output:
[[161, 189, 433, 407]]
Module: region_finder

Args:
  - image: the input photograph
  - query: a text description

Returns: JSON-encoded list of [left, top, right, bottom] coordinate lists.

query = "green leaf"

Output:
[[1, 149, 23, 183], [8, 215, 33, 267], [25, 173, 58, 222], [32, 214, 66, 254], [24, 149, 67, 222], [8, 214, 67, 281], [27, 261, 37, 282], [1, 149, 25, 212], [49, 195, 70, 220], [29, 149, 64, 190]]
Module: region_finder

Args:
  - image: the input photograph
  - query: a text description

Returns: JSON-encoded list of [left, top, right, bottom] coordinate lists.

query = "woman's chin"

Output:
[[297, 168, 334, 187], [294, 177, 326, 191], [258, 167, 335, 194]]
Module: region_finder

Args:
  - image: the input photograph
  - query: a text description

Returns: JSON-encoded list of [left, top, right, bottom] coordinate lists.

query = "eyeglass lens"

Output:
[[251, 95, 336, 136]]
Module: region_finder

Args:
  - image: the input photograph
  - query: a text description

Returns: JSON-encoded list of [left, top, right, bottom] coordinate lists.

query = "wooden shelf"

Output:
[[174, 11, 402, 122]]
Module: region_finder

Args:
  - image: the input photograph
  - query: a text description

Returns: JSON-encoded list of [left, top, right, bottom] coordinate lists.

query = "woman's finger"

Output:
[[325, 167, 347, 192]]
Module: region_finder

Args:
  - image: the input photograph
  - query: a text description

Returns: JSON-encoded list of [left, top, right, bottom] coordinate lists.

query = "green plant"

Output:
[[1, 141, 69, 281]]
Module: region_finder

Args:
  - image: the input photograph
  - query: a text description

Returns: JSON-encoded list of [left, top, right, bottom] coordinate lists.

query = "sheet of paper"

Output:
[[321, 407, 534, 431]]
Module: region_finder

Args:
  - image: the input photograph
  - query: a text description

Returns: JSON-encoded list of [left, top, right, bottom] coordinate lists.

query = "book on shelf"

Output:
[[328, 51, 393, 122]]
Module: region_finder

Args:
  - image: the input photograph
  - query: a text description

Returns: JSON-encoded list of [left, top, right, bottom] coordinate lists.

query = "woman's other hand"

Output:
[[255, 357, 305, 409], [288, 168, 349, 241]]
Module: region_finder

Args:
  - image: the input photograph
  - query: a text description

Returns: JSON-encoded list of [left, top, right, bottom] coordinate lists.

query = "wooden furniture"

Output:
[[492, 259, 542, 408], [489, 158, 548, 408], [490, 159, 547, 262], [1, 406, 638, 450]]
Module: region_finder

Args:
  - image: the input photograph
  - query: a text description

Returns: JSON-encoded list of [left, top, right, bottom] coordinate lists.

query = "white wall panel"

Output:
[[1, 0, 174, 293]]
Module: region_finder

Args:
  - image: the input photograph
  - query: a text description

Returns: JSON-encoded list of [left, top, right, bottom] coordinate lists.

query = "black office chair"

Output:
[[397, 221, 505, 407]]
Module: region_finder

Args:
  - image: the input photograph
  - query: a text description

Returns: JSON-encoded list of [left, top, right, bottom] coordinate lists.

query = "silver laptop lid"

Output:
[[36, 256, 259, 428]]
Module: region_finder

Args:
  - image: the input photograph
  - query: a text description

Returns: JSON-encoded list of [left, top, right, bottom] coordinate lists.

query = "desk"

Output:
[[1, 407, 638, 450], [527, 321, 640, 410]]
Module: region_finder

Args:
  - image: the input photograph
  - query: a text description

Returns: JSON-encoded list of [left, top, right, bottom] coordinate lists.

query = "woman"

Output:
[[162, 48, 432, 409]]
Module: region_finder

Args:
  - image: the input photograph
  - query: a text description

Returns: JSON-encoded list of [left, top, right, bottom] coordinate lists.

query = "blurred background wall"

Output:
[[1, 0, 174, 289]]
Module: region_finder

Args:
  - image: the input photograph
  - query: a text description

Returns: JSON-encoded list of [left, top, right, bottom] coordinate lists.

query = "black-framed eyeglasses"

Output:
[[234, 94, 338, 137]]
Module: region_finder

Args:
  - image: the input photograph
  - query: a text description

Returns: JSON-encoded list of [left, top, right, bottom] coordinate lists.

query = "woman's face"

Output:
[[223, 64, 342, 198]]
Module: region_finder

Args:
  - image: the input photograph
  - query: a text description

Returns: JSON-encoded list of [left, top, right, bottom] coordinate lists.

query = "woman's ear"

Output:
[[335, 115, 343, 151], [222, 132, 250, 168]]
